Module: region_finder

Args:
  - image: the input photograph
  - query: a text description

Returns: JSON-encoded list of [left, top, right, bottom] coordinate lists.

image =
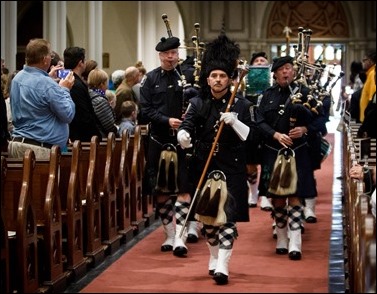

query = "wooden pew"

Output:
[[0, 156, 10, 293], [342, 117, 376, 293], [139, 125, 156, 226], [34, 146, 67, 291], [113, 130, 134, 243], [354, 195, 375, 293], [60, 140, 88, 282], [5, 146, 67, 292], [74, 136, 105, 267], [2, 149, 39, 293], [129, 125, 147, 234], [97, 132, 122, 254]]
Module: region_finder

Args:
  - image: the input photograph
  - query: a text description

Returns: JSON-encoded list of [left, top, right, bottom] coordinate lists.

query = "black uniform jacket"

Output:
[[179, 90, 253, 222]]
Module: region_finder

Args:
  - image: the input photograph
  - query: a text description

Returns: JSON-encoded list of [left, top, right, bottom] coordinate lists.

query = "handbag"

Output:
[[268, 148, 298, 196]]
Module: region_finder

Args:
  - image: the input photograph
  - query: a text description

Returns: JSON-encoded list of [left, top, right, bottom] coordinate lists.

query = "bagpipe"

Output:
[[290, 27, 343, 165], [291, 27, 344, 115]]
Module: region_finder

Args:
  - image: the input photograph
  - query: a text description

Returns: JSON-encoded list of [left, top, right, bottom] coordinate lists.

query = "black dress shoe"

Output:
[[208, 270, 215, 276], [173, 246, 187, 257], [187, 234, 198, 243], [276, 248, 288, 255], [289, 251, 302, 260], [213, 272, 228, 285], [261, 206, 273, 212], [249, 203, 257, 208], [306, 216, 317, 223], [161, 244, 173, 252]]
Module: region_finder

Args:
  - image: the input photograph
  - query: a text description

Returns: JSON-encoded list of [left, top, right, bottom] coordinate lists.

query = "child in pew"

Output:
[[117, 100, 138, 136]]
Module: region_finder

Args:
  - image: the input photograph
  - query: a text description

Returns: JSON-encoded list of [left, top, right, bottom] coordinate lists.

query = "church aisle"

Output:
[[71, 134, 335, 293]]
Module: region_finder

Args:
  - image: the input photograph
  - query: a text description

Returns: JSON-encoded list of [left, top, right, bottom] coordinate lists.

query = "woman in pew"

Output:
[[8, 38, 75, 159], [87, 68, 118, 138]]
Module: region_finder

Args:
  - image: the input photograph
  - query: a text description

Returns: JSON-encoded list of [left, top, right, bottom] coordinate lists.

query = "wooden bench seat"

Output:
[[0, 156, 10, 293], [5, 146, 67, 292], [60, 140, 88, 282], [113, 130, 134, 243], [129, 125, 147, 234], [67, 136, 105, 268], [2, 150, 39, 293], [97, 132, 122, 255]]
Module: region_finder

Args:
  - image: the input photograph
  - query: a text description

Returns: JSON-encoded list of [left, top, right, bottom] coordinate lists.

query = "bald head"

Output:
[[125, 66, 140, 85]]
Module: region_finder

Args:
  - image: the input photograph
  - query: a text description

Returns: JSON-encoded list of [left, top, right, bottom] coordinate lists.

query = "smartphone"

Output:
[[57, 69, 71, 79]]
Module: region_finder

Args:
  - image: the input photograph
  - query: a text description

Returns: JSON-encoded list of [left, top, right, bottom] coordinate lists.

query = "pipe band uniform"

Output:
[[256, 27, 334, 261], [178, 33, 252, 285], [139, 14, 199, 259]]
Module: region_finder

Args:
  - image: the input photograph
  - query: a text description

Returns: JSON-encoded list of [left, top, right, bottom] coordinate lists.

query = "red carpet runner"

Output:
[[81, 134, 334, 293]]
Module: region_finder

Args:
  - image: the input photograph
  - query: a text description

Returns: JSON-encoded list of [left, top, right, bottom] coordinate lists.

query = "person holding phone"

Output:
[[8, 38, 75, 159]]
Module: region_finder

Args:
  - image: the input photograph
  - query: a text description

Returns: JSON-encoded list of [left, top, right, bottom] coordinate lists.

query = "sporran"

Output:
[[195, 170, 227, 226], [155, 143, 179, 194], [268, 148, 298, 196]]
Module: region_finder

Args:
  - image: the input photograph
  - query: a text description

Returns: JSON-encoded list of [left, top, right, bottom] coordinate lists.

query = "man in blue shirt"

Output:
[[8, 38, 75, 159]]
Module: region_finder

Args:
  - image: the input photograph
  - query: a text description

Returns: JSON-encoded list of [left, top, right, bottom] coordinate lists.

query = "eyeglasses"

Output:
[[362, 58, 370, 62]]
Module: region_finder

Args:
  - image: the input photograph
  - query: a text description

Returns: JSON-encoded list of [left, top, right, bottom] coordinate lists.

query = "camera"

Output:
[[57, 69, 71, 79]]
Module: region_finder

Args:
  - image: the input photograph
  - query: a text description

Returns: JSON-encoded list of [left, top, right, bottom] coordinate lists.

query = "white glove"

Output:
[[220, 112, 250, 141], [177, 129, 192, 149], [220, 112, 237, 125]]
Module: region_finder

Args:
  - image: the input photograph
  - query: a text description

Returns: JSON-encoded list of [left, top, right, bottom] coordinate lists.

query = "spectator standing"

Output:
[[106, 89, 116, 109], [1, 90, 10, 152], [350, 71, 367, 123], [3, 70, 20, 135], [110, 69, 125, 92], [64, 47, 102, 142], [82, 59, 98, 85], [87, 68, 118, 137], [8, 38, 75, 159], [133, 61, 147, 101], [114, 66, 139, 124], [359, 50, 376, 122], [357, 65, 376, 139]]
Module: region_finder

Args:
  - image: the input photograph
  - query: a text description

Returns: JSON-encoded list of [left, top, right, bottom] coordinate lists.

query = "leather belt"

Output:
[[12, 137, 53, 149]]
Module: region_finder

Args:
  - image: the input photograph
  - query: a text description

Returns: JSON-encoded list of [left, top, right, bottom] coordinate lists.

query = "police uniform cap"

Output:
[[155, 37, 181, 52], [271, 56, 294, 72], [250, 52, 268, 65]]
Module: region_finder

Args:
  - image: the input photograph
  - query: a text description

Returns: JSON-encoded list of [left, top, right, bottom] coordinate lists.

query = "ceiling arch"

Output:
[[267, 1, 349, 39]]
